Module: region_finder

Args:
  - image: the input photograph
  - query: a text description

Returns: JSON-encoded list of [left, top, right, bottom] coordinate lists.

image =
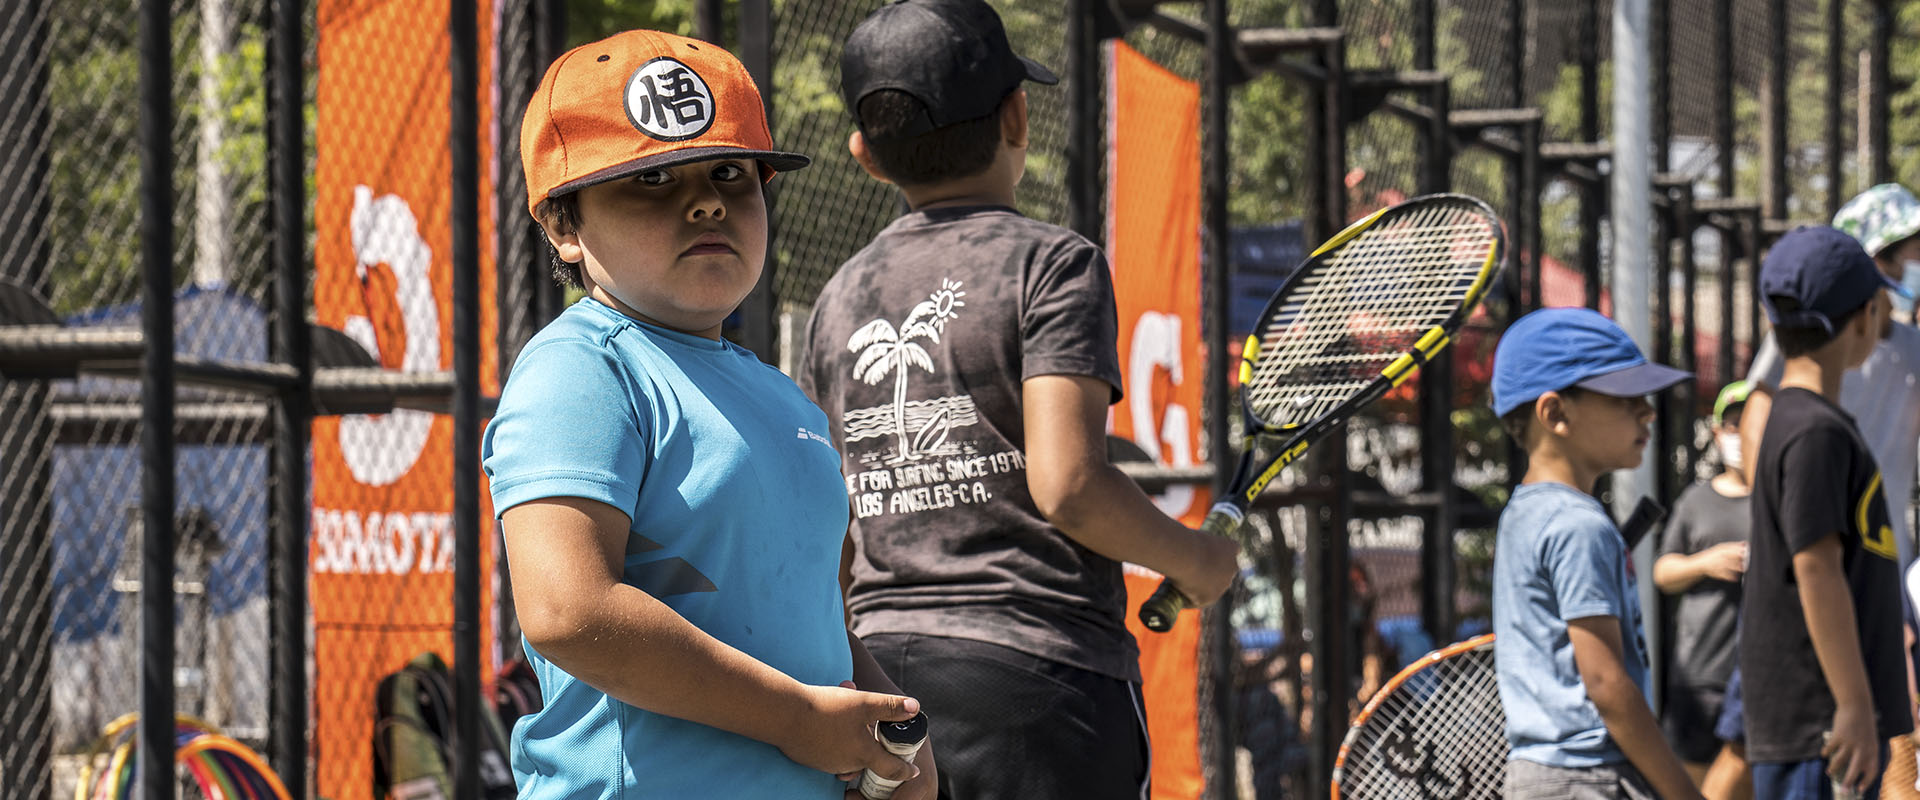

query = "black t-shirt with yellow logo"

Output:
[[1742, 387, 1912, 762]]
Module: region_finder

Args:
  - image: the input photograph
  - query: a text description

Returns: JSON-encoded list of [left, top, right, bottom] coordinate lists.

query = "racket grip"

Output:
[[1138, 581, 1192, 633], [855, 711, 929, 800], [1138, 504, 1244, 634]]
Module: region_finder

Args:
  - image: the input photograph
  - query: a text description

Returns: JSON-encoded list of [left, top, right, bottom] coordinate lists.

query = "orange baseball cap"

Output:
[[520, 29, 809, 216]]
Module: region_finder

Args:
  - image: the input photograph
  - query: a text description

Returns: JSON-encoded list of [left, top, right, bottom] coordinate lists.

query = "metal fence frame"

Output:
[[0, 0, 1895, 797]]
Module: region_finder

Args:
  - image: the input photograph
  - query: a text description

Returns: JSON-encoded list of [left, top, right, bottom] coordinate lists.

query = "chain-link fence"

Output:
[[1, 0, 282, 796], [4, 0, 1914, 797]]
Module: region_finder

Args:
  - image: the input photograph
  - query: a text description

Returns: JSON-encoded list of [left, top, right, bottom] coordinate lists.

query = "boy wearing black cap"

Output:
[[1490, 307, 1699, 799], [797, 1, 1238, 796], [486, 30, 932, 799], [1742, 226, 1913, 799]]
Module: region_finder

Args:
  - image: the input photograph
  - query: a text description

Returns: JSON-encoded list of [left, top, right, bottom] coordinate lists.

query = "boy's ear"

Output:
[[847, 130, 895, 185], [534, 214, 585, 266], [1536, 391, 1571, 438], [1000, 88, 1029, 150]]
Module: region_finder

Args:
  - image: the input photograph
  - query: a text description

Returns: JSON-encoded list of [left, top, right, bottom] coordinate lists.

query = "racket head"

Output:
[[1332, 633, 1507, 800], [1239, 194, 1506, 434]]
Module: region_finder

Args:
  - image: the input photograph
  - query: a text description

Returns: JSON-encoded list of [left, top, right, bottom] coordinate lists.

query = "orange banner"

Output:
[[312, 2, 499, 798], [1109, 41, 1208, 800]]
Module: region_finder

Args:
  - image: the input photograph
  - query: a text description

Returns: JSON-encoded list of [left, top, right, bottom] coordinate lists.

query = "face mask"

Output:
[[1716, 431, 1742, 470], [1898, 261, 1920, 315]]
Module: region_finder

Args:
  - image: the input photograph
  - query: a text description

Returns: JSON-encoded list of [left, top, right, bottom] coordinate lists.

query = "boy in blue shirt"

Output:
[[484, 30, 933, 799], [1491, 308, 1700, 799]]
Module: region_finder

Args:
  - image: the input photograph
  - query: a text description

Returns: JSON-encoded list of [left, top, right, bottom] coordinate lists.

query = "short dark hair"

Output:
[[533, 193, 582, 288], [1500, 386, 1587, 443], [856, 89, 1005, 186], [1770, 294, 1865, 357]]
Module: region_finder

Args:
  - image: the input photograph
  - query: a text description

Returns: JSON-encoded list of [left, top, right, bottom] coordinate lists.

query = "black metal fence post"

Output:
[[1201, 2, 1235, 795], [1066, 0, 1104, 245], [137, 0, 178, 794], [1579, 0, 1602, 309], [1308, 5, 1352, 796], [450, 2, 484, 798], [1825, 0, 1844, 217], [1522, 118, 1543, 312], [0, 0, 52, 795], [1419, 79, 1456, 649], [266, 0, 311, 791], [1764, 0, 1788, 222], [1653, 0, 1671, 173], [738, 0, 778, 364]]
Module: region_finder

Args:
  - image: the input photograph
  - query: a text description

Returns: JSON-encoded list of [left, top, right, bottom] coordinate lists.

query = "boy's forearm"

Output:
[[1796, 540, 1875, 710], [533, 582, 815, 748], [1043, 464, 1209, 580], [1589, 679, 1701, 800], [849, 631, 902, 696], [1570, 617, 1701, 799], [1651, 553, 1701, 594]]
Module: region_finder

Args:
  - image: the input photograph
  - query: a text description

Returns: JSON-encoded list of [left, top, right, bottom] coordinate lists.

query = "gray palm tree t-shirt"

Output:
[[797, 204, 1137, 682]]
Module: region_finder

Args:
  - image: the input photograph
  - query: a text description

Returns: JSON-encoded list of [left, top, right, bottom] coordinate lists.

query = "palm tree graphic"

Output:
[[848, 279, 966, 462]]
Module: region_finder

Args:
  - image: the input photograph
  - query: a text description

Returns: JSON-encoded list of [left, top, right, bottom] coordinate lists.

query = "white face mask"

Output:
[[1899, 260, 1920, 315], [1716, 431, 1742, 469]]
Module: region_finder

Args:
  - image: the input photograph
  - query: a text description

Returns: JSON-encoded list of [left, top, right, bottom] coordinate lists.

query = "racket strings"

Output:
[[1247, 203, 1497, 427], [1339, 644, 1506, 800]]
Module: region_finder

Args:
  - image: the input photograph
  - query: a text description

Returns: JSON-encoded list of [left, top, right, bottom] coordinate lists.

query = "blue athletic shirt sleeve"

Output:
[[484, 337, 649, 518], [1543, 511, 1631, 623]]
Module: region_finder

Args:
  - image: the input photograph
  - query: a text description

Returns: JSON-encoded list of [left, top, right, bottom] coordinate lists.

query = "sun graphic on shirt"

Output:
[[927, 279, 966, 333]]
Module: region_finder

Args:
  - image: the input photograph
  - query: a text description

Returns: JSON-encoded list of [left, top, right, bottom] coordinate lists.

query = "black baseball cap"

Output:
[[840, 0, 1059, 138], [1760, 225, 1910, 333]]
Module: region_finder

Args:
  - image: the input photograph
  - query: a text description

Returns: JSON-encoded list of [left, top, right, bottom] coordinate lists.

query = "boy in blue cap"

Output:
[[1741, 226, 1913, 799], [1491, 307, 1699, 799]]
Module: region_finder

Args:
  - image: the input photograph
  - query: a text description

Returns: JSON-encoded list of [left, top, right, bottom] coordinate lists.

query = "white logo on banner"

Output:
[[340, 185, 436, 487], [1128, 311, 1196, 516], [625, 57, 715, 141]]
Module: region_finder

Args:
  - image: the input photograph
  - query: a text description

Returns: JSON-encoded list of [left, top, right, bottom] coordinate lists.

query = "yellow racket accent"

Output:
[[1310, 204, 1392, 258]]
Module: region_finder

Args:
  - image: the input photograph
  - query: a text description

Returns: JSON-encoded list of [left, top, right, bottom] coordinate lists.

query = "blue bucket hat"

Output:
[[1760, 225, 1908, 333], [1491, 307, 1691, 417]]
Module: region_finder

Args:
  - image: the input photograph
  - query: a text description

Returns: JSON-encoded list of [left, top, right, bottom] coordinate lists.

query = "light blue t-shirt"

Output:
[[1492, 482, 1649, 768], [483, 298, 854, 799]]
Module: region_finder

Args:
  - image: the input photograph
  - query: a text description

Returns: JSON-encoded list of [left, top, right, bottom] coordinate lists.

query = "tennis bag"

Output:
[[372, 651, 517, 800]]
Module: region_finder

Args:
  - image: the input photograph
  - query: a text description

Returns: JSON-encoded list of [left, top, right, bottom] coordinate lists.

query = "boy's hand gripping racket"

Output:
[[1138, 194, 1507, 632], [854, 711, 929, 799]]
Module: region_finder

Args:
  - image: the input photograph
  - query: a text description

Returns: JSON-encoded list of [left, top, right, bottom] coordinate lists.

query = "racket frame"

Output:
[[1331, 633, 1503, 800]]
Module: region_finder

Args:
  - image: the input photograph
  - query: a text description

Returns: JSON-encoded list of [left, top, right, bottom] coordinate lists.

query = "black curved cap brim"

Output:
[[1576, 362, 1692, 398], [551, 146, 811, 196], [1020, 55, 1059, 85]]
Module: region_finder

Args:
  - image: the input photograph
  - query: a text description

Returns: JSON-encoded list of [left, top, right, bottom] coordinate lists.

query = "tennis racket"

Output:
[[1137, 193, 1506, 632], [1332, 634, 1506, 800]]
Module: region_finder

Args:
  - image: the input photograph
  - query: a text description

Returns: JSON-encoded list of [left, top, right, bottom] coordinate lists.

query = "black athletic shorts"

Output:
[[1661, 681, 1728, 764], [862, 632, 1151, 800]]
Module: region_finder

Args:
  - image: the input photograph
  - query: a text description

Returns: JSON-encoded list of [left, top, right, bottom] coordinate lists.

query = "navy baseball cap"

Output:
[[1760, 225, 1910, 333], [1491, 307, 1692, 416], [840, 0, 1058, 138]]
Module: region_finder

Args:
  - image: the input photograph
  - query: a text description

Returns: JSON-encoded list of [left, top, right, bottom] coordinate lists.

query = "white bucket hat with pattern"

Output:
[[1833, 183, 1920, 257]]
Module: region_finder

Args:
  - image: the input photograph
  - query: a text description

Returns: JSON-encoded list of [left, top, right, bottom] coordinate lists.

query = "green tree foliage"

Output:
[[47, 0, 275, 314]]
